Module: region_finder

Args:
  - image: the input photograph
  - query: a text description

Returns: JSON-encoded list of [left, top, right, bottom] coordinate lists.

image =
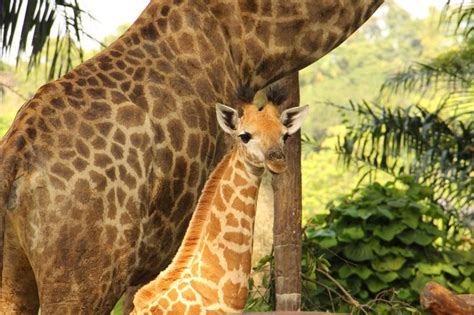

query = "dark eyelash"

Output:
[[239, 132, 252, 143]]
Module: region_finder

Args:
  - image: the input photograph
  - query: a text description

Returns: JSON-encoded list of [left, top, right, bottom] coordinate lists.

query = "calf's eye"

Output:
[[239, 132, 252, 143]]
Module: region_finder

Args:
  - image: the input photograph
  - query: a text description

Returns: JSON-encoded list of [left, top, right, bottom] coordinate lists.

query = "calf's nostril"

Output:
[[268, 150, 285, 161]]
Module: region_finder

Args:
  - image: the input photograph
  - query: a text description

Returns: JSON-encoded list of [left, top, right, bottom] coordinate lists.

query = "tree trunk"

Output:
[[272, 73, 302, 311], [421, 281, 474, 315]]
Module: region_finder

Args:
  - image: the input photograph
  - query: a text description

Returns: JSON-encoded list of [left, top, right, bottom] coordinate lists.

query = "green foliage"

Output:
[[337, 101, 473, 208], [304, 177, 473, 311], [247, 177, 473, 313]]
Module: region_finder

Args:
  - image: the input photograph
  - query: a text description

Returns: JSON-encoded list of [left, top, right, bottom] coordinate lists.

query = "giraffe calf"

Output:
[[132, 89, 308, 314]]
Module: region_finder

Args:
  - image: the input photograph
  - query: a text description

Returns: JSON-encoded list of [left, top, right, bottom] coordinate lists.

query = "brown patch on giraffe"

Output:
[[240, 218, 251, 231], [63, 111, 78, 128], [188, 161, 200, 187], [167, 119, 184, 151], [92, 136, 107, 150], [223, 247, 246, 272], [222, 184, 233, 203], [222, 279, 247, 309], [302, 29, 324, 53], [113, 128, 126, 145], [51, 162, 74, 180], [182, 288, 197, 301], [133, 67, 146, 81], [73, 179, 92, 201], [105, 225, 118, 245], [224, 232, 249, 246], [190, 280, 218, 307], [226, 213, 239, 228], [240, 185, 257, 199], [97, 73, 117, 88], [96, 122, 113, 137], [51, 97, 66, 109], [106, 189, 117, 219], [141, 22, 159, 41], [232, 197, 249, 215], [105, 167, 116, 181], [59, 150, 76, 160], [79, 122, 95, 139], [201, 246, 226, 283], [94, 153, 113, 168], [116, 186, 126, 207], [90, 170, 107, 192], [206, 213, 221, 241], [75, 139, 90, 158], [72, 157, 88, 172], [111, 143, 124, 160], [186, 133, 200, 159], [127, 149, 143, 177], [234, 174, 247, 186], [171, 301, 187, 314], [111, 91, 128, 104], [117, 105, 145, 128]]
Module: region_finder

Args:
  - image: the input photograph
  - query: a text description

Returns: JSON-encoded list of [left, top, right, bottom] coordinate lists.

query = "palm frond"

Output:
[[1, 0, 91, 79], [381, 40, 474, 95], [336, 101, 473, 209]]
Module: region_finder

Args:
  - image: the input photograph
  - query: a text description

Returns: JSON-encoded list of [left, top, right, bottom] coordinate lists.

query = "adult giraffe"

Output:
[[0, 0, 383, 313]]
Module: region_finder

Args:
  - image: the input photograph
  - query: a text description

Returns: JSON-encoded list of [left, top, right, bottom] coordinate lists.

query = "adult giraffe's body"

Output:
[[0, 0, 382, 313]]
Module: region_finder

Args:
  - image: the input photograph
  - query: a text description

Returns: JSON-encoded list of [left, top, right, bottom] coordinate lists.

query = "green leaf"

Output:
[[400, 208, 420, 229], [417, 262, 442, 275], [398, 267, 415, 279], [343, 241, 376, 262], [410, 272, 431, 292], [342, 226, 365, 240], [373, 221, 407, 241], [372, 256, 406, 272], [459, 265, 474, 276], [376, 205, 394, 220], [442, 264, 460, 277], [397, 288, 415, 301], [376, 271, 399, 283], [366, 276, 390, 293], [390, 247, 415, 258], [398, 229, 435, 245], [338, 264, 373, 280], [319, 237, 338, 248]]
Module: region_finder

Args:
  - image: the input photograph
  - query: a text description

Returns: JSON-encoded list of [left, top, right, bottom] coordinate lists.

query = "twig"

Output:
[[0, 82, 27, 101], [315, 267, 361, 308]]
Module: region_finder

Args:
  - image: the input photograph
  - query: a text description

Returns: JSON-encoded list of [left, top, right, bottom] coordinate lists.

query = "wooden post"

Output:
[[272, 72, 302, 311]]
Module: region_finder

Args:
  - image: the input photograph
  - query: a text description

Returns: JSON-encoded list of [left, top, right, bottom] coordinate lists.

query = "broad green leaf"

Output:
[[398, 267, 415, 279], [460, 278, 473, 292], [410, 272, 431, 292], [342, 226, 365, 240], [386, 198, 407, 208], [366, 276, 390, 293], [343, 241, 375, 261], [459, 265, 474, 276], [417, 262, 442, 275], [376, 205, 394, 220], [398, 229, 435, 245], [338, 264, 373, 280], [397, 288, 415, 301], [376, 271, 399, 282], [319, 237, 338, 248], [400, 208, 420, 229], [373, 221, 407, 241], [390, 247, 415, 258], [442, 264, 460, 277], [372, 256, 406, 272]]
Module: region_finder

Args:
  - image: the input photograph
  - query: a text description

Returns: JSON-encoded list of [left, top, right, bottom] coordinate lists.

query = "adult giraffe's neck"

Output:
[[207, 0, 383, 90], [133, 147, 263, 312]]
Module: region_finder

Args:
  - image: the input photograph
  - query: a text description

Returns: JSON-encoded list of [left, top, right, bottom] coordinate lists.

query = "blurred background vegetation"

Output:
[[1, 0, 472, 313]]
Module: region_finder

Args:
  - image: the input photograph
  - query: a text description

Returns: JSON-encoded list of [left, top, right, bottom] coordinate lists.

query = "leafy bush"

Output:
[[247, 177, 473, 313]]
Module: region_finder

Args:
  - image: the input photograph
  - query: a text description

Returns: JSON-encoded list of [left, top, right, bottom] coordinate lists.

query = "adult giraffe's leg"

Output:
[[0, 216, 39, 315]]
